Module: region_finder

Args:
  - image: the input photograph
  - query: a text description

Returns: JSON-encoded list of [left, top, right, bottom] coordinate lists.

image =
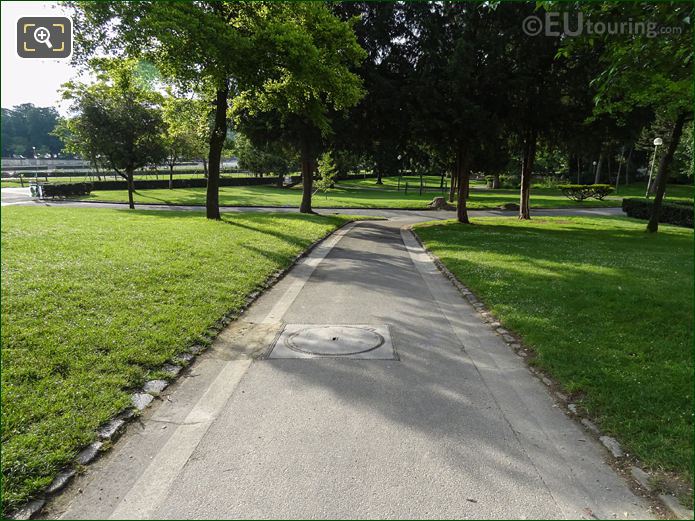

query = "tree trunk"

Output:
[[615, 146, 625, 191], [206, 83, 229, 220], [491, 173, 500, 189], [519, 131, 536, 220], [277, 172, 284, 188], [594, 151, 604, 184], [126, 168, 135, 209], [625, 146, 633, 185], [456, 146, 471, 224], [299, 137, 315, 214], [647, 113, 687, 233], [448, 168, 457, 202], [202, 158, 208, 178], [577, 157, 581, 184], [375, 166, 383, 185], [169, 164, 174, 190]]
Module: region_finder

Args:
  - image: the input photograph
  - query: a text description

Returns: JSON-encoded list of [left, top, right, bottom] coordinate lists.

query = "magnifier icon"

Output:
[[33, 26, 52, 49]]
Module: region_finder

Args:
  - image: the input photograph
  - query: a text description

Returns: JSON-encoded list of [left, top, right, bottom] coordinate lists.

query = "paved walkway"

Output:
[[46, 216, 652, 520]]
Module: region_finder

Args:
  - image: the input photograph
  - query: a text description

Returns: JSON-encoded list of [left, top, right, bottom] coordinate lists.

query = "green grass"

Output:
[[1, 207, 359, 514], [78, 183, 621, 209], [414, 216, 693, 481], [75, 178, 692, 209], [612, 182, 693, 203]]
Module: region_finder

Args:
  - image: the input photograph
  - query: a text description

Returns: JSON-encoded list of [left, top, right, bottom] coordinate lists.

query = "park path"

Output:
[[47, 216, 651, 520]]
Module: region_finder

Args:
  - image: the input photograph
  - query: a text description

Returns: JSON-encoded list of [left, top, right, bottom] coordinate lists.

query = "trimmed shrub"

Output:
[[40, 183, 92, 198], [63, 176, 277, 191], [590, 184, 614, 200], [622, 198, 693, 228], [559, 184, 614, 201]]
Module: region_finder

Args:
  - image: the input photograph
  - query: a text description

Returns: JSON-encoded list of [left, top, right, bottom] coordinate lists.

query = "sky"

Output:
[[1, 1, 78, 113]]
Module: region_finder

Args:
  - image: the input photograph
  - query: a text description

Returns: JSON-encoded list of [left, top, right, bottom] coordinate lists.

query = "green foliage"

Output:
[[161, 93, 210, 167], [415, 216, 693, 480], [1, 207, 356, 514], [59, 58, 167, 177], [232, 133, 296, 177], [622, 198, 693, 228], [315, 152, 338, 197], [233, 4, 365, 136], [1, 104, 63, 158]]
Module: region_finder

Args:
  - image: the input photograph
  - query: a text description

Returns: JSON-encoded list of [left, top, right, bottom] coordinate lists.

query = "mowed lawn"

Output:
[[414, 216, 693, 481], [77, 178, 692, 209], [1, 207, 357, 514]]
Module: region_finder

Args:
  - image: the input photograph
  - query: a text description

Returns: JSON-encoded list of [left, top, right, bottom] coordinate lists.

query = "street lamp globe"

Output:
[[653, 137, 663, 146]]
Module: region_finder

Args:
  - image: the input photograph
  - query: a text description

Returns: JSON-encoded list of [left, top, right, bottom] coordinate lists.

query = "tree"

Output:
[[409, 3, 512, 223], [60, 58, 166, 209], [315, 151, 338, 199], [71, 1, 281, 219], [232, 3, 365, 214], [562, 2, 692, 232], [332, 3, 414, 185], [162, 93, 210, 189], [1, 104, 64, 158], [232, 133, 297, 186]]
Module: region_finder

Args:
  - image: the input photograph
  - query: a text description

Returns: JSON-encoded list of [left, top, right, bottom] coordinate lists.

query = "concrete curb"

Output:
[[408, 225, 693, 521], [8, 218, 364, 520]]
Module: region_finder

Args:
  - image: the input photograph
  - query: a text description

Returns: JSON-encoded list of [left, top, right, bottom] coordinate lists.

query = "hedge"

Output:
[[39, 183, 93, 198], [559, 184, 614, 201], [622, 198, 693, 228], [60, 176, 276, 192]]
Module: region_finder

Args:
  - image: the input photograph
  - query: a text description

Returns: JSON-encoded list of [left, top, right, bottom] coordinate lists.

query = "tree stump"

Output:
[[427, 196, 456, 211]]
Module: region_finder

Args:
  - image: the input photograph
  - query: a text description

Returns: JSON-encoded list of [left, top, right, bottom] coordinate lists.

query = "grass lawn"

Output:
[[414, 216, 693, 484], [0, 206, 359, 514], [612, 182, 693, 203], [75, 177, 691, 209], [78, 183, 622, 209]]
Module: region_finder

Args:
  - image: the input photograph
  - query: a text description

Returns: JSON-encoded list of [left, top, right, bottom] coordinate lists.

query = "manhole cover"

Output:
[[268, 324, 396, 359]]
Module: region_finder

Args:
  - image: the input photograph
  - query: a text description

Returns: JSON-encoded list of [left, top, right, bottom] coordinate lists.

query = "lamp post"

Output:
[[397, 154, 402, 192], [646, 137, 663, 198], [592, 160, 597, 182]]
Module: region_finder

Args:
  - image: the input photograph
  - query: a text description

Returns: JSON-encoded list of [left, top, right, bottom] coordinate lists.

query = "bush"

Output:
[[559, 184, 614, 201], [499, 174, 520, 189], [39, 183, 92, 198], [591, 184, 614, 200], [622, 198, 693, 228]]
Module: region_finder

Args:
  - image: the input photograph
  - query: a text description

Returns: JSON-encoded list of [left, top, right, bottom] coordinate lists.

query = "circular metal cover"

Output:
[[284, 325, 385, 357]]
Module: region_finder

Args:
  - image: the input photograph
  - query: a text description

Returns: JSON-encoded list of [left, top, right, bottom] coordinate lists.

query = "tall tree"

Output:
[[410, 2, 511, 223], [563, 2, 692, 232], [232, 3, 365, 213], [71, 1, 275, 219], [1, 104, 63, 158], [332, 3, 413, 185], [60, 58, 166, 209], [161, 93, 210, 189], [504, 3, 565, 220]]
